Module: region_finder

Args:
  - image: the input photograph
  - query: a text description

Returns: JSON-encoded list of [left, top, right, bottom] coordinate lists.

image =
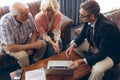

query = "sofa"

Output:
[[0, 0, 73, 79], [102, 9, 120, 80]]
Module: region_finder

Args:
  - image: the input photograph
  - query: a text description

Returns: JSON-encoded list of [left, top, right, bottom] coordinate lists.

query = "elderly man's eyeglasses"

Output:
[[80, 14, 90, 18]]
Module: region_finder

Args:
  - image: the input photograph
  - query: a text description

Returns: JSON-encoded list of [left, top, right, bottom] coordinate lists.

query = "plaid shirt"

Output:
[[0, 13, 36, 45]]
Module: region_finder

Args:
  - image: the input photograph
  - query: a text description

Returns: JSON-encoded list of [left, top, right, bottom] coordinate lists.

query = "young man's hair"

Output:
[[80, 0, 100, 17]]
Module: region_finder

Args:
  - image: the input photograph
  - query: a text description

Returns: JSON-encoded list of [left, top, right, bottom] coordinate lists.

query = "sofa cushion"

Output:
[[105, 9, 120, 30], [0, 6, 9, 19], [74, 27, 82, 35], [27, 1, 41, 18], [0, 1, 41, 19], [61, 15, 73, 30]]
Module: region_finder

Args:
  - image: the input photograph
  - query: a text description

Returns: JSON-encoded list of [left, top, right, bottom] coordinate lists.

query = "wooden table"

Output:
[[21, 51, 91, 80]]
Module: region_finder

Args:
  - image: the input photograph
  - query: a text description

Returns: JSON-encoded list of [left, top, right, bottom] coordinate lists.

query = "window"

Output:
[[96, 0, 120, 13], [0, 0, 38, 7]]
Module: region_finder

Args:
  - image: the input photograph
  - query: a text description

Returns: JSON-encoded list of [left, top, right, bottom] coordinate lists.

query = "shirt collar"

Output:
[[11, 14, 22, 27], [88, 18, 97, 28]]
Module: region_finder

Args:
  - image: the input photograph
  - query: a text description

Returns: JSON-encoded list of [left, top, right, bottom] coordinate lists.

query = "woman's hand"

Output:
[[49, 40, 60, 53], [52, 42, 60, 53], [55, 41, 60, 53]]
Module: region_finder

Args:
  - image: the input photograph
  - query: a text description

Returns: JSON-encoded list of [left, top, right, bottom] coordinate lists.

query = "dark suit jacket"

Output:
[[74, 13, 120, 67]]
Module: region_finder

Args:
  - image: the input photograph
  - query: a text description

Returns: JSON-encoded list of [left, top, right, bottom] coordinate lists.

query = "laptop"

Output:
[[45, 60, 74, 75]]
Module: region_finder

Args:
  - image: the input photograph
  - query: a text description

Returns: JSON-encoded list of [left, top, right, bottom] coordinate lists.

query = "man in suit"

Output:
[[66, 0, 120, 80]]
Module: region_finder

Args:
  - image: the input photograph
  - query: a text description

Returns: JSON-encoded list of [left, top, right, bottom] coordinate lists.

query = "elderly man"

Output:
[[0, 2, 46, 68], [0, 2, 47, 80], [66, 0, 120, 80]]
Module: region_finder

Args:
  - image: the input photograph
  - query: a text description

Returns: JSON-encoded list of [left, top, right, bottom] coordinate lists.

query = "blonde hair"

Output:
[[40, 0, 60, 14]]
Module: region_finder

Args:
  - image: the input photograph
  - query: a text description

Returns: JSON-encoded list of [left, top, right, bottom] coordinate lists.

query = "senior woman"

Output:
[[35, 0, 62, 58]]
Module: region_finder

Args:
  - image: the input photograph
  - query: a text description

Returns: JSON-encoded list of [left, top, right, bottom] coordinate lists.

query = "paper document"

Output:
[[47, 60, 72, 69], [25, 68, 46, 80]]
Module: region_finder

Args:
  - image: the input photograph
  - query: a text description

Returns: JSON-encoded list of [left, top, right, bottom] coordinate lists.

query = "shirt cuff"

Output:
[[70, 40, 77, 47], [83, 58, 88, 64]]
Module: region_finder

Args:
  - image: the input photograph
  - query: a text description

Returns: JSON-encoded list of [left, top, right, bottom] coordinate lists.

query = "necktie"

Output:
[[88, 25, 94, 53], [89, 25, 94, 46]]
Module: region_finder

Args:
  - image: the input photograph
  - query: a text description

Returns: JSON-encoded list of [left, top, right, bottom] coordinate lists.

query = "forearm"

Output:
[[48, 39, 55, 46], [6, 44, 33, 52], [55, 40, 59, 45], [30, 31, 37, 43], [53, 30, 61, 43], [6, 41, 42, 52]]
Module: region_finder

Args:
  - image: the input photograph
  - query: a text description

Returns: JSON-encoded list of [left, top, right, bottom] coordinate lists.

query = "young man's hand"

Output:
[[66, 44, 74, 57], [68, 59, 85, 69]]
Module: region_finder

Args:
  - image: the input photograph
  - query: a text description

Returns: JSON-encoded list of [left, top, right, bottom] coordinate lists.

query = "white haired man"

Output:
[[0, 2, 46, 68], [0, 2, 47, 80]]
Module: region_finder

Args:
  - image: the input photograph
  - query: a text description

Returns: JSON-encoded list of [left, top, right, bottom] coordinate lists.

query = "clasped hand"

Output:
[[51, 41, 60, 53]]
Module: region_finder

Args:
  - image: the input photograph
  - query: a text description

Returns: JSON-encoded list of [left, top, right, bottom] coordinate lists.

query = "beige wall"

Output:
[[0, 0, 38, 7], [96, 0, 120, 13]]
